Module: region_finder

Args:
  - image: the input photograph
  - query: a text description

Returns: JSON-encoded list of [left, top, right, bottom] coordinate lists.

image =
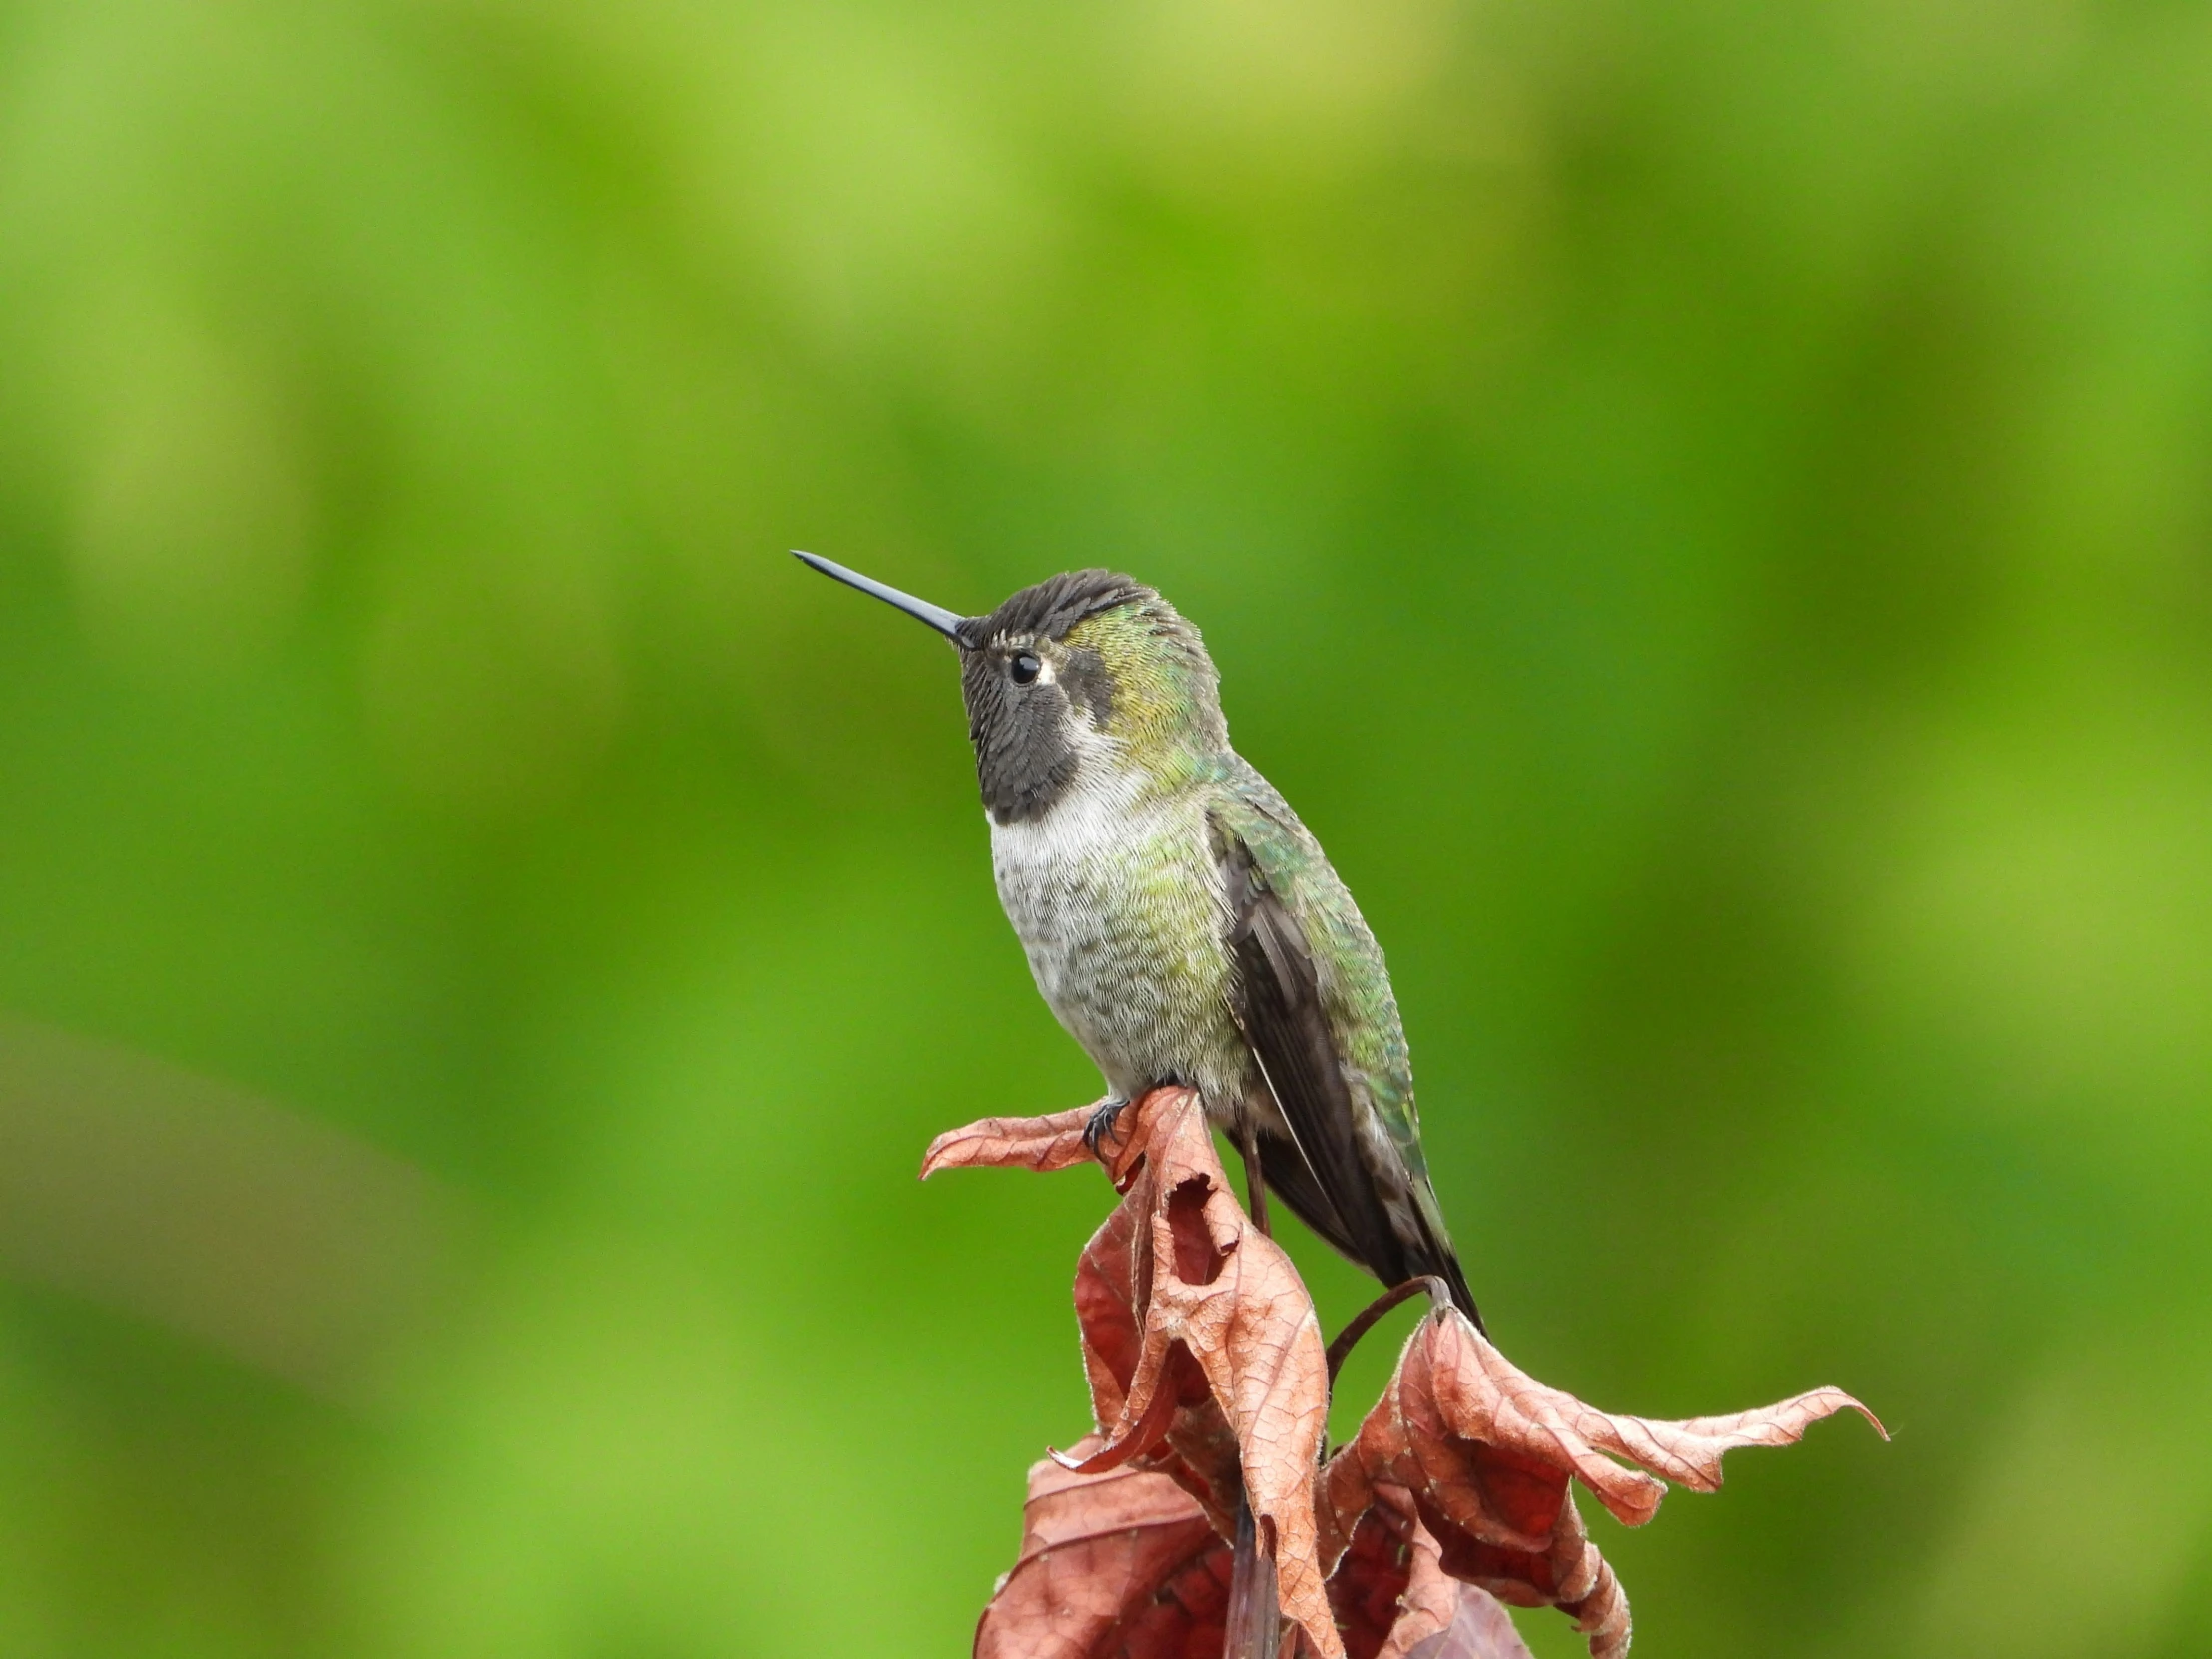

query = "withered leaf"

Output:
[[926, 1093, 1881, 1659], [1319, 1302, 1884, 1658], [1056, 1089, 1341, 1659], [921, 1103, 1103, 1177], [926, 1089, 1341, 1654], [976, 1445, 1231, 1659], [1394, 1589, 1540, 1659], [1325, 1484, 1534, 1659]]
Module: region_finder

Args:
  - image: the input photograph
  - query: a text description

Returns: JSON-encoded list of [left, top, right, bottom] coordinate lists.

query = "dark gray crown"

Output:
[[958, 569, 1150, 646]]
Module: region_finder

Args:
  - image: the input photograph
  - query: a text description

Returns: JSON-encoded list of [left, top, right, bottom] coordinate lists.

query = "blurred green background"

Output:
[[0, 1, 2208, 1654]]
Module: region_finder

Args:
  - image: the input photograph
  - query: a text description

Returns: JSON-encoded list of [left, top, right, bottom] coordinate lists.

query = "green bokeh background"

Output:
[[2, 2, 2208, 1654]]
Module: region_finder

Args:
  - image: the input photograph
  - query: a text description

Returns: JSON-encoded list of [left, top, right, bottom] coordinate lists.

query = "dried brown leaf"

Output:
[[1319, 1304, 1883, 1658], [927, 1093, 1880, 1659], [976, 1445, 1232, 1659], [1422, 1479, 1630, 1659], [1058, 1088, 1342, 1659], [1322, 1484, 1535, 1659], [1399, 1591, 1540, 1659], [921, 1104, 1103, 1177]]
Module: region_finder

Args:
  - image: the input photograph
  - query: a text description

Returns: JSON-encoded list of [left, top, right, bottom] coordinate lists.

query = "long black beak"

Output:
[[792, 550, 967, 644]]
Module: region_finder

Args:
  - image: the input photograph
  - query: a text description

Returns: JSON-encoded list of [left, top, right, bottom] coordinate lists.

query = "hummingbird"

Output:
[[795, 551, 1479, 1326]]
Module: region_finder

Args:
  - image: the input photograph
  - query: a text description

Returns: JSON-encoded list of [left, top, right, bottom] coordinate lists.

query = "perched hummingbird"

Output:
[[796, 551, 1478, 1326]]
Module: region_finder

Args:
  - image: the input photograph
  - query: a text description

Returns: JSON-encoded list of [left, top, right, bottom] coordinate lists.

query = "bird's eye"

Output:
[[1010, 651, 1041, 685]]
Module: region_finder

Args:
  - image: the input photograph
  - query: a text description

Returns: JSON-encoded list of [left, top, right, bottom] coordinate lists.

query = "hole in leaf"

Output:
[[1168, 1176, 1227, 1284]]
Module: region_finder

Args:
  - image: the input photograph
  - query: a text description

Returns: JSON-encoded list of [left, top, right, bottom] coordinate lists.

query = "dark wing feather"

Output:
[[1253, 1134, 1360, 1262], [1217, 822, 1413, 1292]]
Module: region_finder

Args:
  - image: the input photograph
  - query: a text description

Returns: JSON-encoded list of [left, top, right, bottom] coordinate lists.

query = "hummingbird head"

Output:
[[793, 553, 1227, 824]]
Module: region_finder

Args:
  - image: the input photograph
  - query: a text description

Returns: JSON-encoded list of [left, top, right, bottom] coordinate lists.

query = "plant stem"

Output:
[[1325, 1275, 1452, 1385]]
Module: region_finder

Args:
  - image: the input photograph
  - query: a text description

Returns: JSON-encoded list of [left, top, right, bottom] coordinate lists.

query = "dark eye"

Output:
[[1010, 651, 1041, 685]]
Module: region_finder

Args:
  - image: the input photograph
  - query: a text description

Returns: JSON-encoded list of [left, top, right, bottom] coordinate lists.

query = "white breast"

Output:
[[991, 766, 1146, 875], [986, 759, 1232, 1099], [988, 761, 1154, 972]]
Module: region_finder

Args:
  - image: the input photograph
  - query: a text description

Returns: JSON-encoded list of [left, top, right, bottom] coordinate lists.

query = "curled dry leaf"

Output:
[[1058, 1089, 1340, 1659], [926, 1090, 1882, 1659], [928, 1087, 1340, 1657], [977, 1443, 1232, 1659], [1326, 1484, 1533, 1659], [1318, 1303, 1885, 1658], [1398, 1587, 1538, 1659], [921, 1103, 1103, 1177]]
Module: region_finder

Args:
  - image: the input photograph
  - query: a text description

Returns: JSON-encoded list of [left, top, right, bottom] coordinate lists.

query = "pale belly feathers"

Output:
[[988, 777, 1255, 1114]]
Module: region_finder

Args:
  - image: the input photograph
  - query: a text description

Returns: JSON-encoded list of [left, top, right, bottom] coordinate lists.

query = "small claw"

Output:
[[1082, 1099, 1127, 1159]]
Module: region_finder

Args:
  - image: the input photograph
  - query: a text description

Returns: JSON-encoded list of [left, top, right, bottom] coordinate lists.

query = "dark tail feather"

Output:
[[1404, 1235, 1482, 1335], [1258, 1135, 1485, 1335], [1402, 1181, 1484, 1335], [1256, 1134, 1363, 1261]]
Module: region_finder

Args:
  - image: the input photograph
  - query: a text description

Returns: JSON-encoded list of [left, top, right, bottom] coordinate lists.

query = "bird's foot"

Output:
[[1082, 1098, 1128, 1160]]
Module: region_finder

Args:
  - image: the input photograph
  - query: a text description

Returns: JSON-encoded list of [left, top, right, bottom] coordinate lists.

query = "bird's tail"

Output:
[[1252, 1130, 1485, 1334], [1403, 1178, 1483, 1335]]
